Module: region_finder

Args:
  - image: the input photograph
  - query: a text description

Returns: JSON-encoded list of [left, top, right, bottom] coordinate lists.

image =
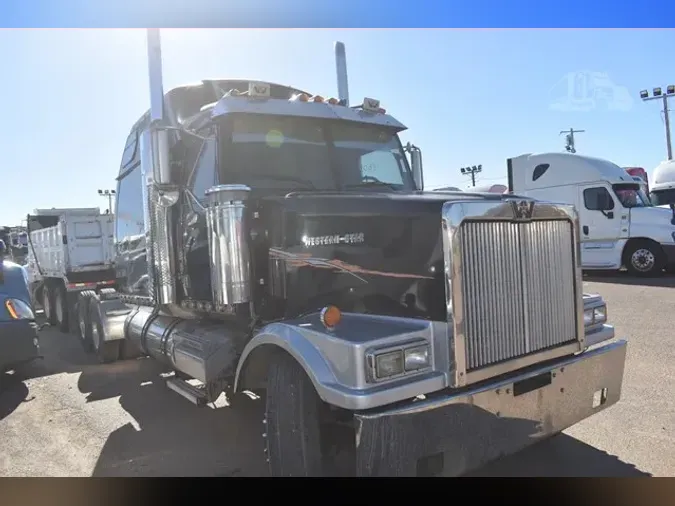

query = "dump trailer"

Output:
[[79, 30, 628, 477], [26, 207, 116, 332]]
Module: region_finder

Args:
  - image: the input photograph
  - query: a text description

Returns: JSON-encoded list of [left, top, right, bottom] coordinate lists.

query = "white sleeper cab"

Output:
[[508, 152, 675, 276]]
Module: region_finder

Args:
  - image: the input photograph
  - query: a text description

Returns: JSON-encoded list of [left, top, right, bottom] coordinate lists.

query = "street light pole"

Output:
[[97, 189, 116, 214], [460, 164, 482, 187], [640, 85, 675, 161]]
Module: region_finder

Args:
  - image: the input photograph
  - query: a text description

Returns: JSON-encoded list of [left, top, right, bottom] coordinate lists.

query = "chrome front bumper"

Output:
[[353, 339, 627, 477]]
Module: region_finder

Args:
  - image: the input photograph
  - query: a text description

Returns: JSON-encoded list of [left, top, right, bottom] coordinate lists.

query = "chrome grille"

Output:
[[459, 219, 578, 371]]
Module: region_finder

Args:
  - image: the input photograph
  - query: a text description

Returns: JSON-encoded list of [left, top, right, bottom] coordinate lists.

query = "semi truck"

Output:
[[508, 152, 675, 276], [76, 29, 627, 476], [650, 159, 675, 209], [25, 207, 116, 332], [0, 226, 29, 264]]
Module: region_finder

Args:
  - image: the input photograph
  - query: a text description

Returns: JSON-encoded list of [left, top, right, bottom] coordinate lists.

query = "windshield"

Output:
[[650, 188, 675, 207], [612, 183, 652, 208], [219, 114, 415, 192]]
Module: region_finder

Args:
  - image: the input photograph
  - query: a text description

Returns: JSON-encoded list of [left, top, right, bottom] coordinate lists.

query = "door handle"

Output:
[[582, 225, 589, 235]]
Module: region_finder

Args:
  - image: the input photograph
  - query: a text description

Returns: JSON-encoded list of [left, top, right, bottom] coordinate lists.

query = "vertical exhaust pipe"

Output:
[[141, 29, 178, 306], [334, 41, 349, 107]]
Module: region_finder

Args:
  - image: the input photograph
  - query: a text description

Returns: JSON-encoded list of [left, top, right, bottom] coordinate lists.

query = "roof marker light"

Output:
[[362, 97, 381, 113], [248, 82, 271, 98], [312, 95, 325, 103], [327, 97, 339, 105], [291, 93, 310, 102]]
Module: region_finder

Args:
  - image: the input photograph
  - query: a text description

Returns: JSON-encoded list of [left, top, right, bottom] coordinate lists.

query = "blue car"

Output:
[[0, 239, 40, 373]]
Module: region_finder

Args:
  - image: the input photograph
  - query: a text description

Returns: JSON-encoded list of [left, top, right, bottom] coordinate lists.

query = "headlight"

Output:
[[404, 345, 430, 371], [369, 342, 431, 381], [593, 304, 607, 324], [584, 304, 607, 327], [375, 351, 404, 378], [5, 298, 34, 320]]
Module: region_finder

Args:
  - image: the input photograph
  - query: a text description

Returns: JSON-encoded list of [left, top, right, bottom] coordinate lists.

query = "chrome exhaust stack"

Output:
[[141, 29, 178, 306], [205, 185, 252, 308], [334, 41, 349, 107]]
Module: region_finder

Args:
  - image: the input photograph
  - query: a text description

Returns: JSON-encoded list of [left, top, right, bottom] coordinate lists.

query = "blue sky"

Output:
[[1, 28, 674, 224]]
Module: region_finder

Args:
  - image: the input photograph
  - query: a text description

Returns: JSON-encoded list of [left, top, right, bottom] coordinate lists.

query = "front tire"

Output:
[[624, 240, 664, 276], [264, 353, 324, 476]]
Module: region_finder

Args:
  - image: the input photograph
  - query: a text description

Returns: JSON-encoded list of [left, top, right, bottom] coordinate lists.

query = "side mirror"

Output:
[[405, 142, 424, 191], [0, 239, 6, 258]]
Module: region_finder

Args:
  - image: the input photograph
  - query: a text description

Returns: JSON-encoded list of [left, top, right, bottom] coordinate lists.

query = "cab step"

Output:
[[165, 376, 209, 406]]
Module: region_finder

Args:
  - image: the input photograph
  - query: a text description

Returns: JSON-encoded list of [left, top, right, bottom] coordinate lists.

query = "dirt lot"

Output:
[[1, 272, 673, 476]]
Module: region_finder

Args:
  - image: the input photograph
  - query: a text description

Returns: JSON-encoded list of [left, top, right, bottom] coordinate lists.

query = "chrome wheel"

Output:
[[78, 307, 86, 339], [91, 317, 100, 351], [42, 289, 51, 321], [631, 248, 656, 272], [55, 290, 64, 325]]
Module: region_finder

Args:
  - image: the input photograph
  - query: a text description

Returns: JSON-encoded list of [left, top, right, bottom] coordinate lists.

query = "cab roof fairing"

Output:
[[208, 95, 408, 132]]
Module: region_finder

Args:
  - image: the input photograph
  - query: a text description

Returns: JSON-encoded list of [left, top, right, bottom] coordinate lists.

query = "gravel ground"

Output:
[[0, 272, 673, 476]]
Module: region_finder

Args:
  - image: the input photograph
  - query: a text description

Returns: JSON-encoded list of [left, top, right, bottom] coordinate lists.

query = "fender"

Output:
[[233, 317, 448, 411], [91, 296, 133, 343], [234, 322, 343, 405]]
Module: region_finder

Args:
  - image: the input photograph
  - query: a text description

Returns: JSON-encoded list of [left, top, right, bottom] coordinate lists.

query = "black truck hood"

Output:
[[256, 190, 508, 321]]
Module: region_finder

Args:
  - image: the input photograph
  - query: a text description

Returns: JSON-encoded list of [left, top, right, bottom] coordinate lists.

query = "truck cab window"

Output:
[[612, 183, 651, 208], [332, 123, 412, 189], [650, 188, 675, 207], [115, 166, 145, 245], [190, 138, 218, 203], [583, 187, 615, 211], [224, 114, 335, 191], [120, 130, 139, 171]]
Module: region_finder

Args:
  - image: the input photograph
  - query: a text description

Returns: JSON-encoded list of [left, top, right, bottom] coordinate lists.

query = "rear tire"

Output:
[[624, 240, 664, 277], [89, 297, 120, 364], [53, 283, 69, 333], [42, 284, 56, 325], [264, 352, 324, 477], [77, 291, 95, 352]]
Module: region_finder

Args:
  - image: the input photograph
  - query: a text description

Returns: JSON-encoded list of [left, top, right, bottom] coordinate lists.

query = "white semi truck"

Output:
[[75, 30, 626, 476], [508, 152, 675, 276], [26, 207, 116, 332]]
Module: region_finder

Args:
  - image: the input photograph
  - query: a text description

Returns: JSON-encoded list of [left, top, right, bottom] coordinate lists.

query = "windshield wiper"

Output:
[[229, 173, 316, 189], [342, 180, 399, 191]]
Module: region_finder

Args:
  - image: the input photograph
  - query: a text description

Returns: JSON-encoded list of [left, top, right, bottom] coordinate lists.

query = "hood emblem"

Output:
[[511, 200, 535, 220], [302, 233, 365, 247]]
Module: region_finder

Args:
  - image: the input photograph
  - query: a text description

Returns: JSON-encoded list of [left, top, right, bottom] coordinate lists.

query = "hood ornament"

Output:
[[510, 200, 535, 220]]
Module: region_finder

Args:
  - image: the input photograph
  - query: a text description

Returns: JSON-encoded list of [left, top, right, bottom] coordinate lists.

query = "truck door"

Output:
[[578, 185, 625, 268]]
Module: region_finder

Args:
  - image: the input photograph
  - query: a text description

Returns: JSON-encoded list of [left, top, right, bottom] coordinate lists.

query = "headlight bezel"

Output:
[[366, 340, 432, 383], [584, 303, 607, 327]]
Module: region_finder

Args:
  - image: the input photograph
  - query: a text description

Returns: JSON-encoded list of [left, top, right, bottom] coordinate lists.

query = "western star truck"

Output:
[[508, 152, 675, 276], [76, 29, 627, 476], [26, 207, 116, 332]]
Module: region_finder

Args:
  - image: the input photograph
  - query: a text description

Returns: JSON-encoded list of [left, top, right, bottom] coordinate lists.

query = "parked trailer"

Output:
[[26, 208, 116, 332], [78, 30, 627, 476]]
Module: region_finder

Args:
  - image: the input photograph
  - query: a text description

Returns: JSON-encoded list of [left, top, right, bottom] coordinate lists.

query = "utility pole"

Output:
[[640, 86, 675, 161], [560, 128, 585, 154], [98, 189, 116, 214], [460, 165, 482, 187]]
